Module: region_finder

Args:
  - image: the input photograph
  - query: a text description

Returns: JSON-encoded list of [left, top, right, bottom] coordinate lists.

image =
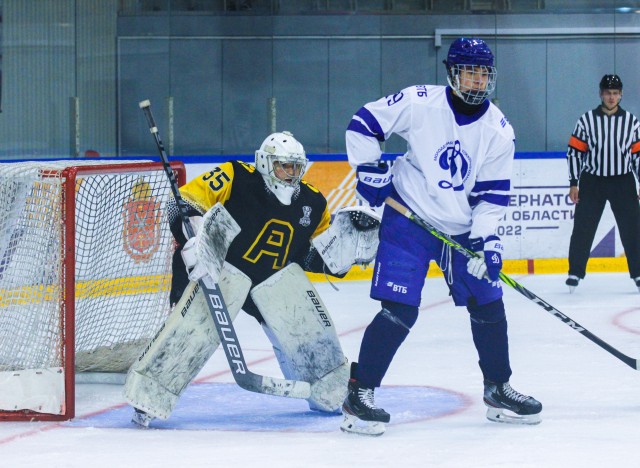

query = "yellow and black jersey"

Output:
[[170, 160, 331, 291]]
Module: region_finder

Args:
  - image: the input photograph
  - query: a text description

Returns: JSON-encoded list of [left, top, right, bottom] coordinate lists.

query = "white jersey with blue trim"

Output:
[[346, 84, 514, 239]]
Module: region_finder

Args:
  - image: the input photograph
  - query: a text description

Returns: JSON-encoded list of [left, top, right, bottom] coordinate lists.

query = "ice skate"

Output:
[[634, 277, 640, 293], [483, 380, 542, 425], [340, 377, 390, 436], [565, 275, 580, 293], [131, 408, 155, 428]]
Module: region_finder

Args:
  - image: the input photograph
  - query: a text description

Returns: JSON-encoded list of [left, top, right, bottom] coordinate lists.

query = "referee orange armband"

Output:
[[568, 136, 588, 153]]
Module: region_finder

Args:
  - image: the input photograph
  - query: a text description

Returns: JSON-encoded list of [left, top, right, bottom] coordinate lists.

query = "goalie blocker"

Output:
[[124, 264, 348, 425]]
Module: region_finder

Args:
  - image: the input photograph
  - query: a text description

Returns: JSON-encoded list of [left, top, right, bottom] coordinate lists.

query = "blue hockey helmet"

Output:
[[444, 38, 497, 105], [445, 37, 495, 67]]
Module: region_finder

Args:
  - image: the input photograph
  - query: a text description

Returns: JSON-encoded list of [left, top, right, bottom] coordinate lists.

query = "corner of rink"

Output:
[[64, 382, 471, 432]]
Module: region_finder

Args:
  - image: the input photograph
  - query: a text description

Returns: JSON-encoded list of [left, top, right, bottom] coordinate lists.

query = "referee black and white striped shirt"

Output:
[[567, 106, 640, 186]]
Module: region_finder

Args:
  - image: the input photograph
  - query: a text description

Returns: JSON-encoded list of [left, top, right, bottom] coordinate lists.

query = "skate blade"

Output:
[[131, 410, 154, 428], [340, 413, 386, 436], [568, 286, 576, 294], [486, 407, 541, 425]]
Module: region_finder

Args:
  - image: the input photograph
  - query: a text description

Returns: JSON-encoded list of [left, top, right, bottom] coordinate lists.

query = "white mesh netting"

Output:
[[0, 160, 176, 376]]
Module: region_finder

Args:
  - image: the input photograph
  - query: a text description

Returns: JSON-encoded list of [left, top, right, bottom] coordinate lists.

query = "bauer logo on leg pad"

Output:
[[138, 322, 166, 362], [251, 264, 346, 387], [180, 283, 200, 317], [306, 290, 332, 327]]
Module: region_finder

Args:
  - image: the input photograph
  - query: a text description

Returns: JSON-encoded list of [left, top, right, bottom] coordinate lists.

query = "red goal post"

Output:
[[0, 160, 186, 421]]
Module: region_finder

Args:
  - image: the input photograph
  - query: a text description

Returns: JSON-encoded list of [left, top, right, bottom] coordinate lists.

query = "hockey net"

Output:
[[0, 160, 185, 421]]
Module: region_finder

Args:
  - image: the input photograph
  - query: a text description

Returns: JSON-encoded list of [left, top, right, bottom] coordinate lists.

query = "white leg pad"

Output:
[[252, 263, 348, 412], [308, 359, 349, 412], [124, 262, 251, 419]]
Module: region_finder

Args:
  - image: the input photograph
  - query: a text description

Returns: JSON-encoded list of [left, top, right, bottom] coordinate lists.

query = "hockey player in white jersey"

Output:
[[340, 37, 542, 436]]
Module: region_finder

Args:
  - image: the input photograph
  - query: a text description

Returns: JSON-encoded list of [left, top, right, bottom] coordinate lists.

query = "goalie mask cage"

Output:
[[0, 160, 186, 421]]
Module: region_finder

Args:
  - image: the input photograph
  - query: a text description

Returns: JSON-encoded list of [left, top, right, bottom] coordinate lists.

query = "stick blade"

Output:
[[237, 373, 311, 399]]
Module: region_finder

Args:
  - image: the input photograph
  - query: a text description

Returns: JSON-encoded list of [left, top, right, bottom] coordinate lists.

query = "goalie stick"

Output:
[[385, 196, 640, 371], [138, 99, 311, 398]]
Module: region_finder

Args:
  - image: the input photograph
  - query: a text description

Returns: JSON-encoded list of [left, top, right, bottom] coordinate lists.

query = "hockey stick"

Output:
[[385, 196, 640, 371], [139, 99, 311, 398]]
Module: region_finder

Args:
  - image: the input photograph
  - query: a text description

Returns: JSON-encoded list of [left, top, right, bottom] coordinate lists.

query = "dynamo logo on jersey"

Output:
[[434, 140, 471, 191]]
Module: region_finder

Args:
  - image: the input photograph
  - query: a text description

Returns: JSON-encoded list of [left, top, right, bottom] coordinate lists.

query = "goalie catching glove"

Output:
[[312, 205, 381, 275], [466, 235, 503, 282]]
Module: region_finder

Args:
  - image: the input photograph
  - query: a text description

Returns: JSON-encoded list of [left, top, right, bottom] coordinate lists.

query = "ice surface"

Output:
[[1, 272, 639, 467]]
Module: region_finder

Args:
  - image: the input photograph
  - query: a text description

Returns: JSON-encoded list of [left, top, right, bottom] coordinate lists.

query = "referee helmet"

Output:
[[599, 74, 623, 91]]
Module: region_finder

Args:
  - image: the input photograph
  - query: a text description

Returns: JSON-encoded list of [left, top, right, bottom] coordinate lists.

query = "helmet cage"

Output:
[[254, 131, 308, 205], [259, 152, 308, 188], [447, 64, 497, 106]]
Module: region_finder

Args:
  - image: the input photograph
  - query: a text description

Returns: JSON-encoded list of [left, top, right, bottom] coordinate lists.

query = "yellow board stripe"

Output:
[[0, 257, 628, 306], [0, 275, 171, 307], [306, 257, 630, 283]]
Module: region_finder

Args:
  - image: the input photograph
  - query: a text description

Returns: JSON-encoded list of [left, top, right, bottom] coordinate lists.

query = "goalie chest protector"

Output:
[[183, 160, 330, 286]]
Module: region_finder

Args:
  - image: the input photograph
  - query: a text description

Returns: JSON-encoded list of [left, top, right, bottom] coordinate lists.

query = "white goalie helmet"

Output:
[[255, 131, 308, 205]]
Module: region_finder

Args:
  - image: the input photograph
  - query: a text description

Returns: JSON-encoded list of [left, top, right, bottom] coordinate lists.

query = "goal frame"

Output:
[[0, 160, 186, 422]]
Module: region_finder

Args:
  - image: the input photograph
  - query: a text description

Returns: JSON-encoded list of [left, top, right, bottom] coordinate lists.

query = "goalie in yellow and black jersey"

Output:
[[124, 131, 382, 427], [169, 148, 330, 321]]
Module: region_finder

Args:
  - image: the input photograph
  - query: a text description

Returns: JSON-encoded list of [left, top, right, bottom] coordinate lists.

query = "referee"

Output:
[[565, 74, 640, 293]]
